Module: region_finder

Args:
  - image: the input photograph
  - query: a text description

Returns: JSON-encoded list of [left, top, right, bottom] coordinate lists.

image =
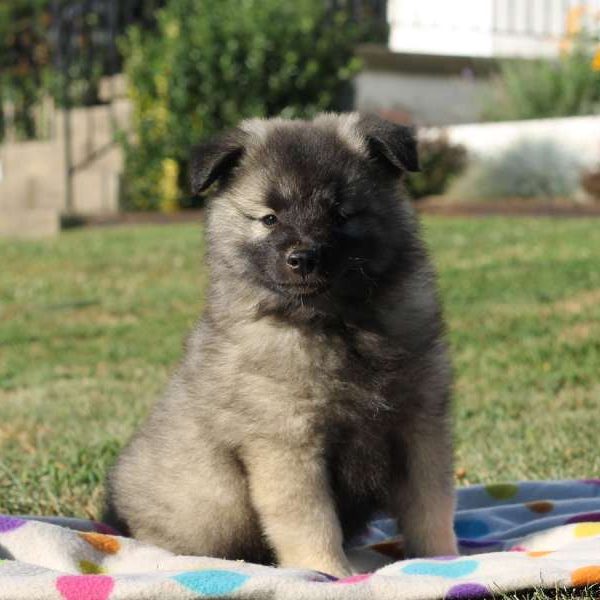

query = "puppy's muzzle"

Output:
[[286, 247, 320, 277]]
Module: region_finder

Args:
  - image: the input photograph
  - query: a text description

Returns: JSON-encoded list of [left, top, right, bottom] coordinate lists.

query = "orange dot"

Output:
[[571, 565, 600, 587], [526, 501, 554, 514], [527, 550, 554, 558], [79, 532, 121, 554]]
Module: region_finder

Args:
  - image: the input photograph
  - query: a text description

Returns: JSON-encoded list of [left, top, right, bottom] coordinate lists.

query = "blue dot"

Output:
[[173, 570, 250, 596], [454, 518, 491, 539], [402, 559, 479, 579]]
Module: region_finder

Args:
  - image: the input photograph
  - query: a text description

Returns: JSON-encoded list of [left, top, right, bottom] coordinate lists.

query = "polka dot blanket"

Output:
[[0, 480, 599, 599]]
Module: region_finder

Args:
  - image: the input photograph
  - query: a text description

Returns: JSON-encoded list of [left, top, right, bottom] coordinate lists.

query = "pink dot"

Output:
[[335, 573, 372, 585], [56, 575, 114, 600]]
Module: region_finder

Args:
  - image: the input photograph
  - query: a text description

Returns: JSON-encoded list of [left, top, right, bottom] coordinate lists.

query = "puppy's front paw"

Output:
[[318, 558, 353, 579], [405, 529, 459, 558], [429, 528, 459, 557]]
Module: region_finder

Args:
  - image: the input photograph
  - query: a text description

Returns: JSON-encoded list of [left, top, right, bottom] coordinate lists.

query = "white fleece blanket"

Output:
[[0, 480, 599, 599]]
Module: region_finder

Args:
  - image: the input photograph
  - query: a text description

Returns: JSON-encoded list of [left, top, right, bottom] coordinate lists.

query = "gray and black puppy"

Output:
[[105, 113, 457, 577]]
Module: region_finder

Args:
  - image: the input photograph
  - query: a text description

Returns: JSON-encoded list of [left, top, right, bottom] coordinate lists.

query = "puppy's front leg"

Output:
[[394, 417, 458, 558], [242, 441, 352, 577]]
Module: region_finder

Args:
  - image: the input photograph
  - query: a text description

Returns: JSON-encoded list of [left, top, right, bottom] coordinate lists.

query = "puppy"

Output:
[[105, 113, 457, 577]]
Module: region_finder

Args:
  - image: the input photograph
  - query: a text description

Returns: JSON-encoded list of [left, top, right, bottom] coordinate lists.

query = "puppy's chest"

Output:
[[231, 319, 394, 418]]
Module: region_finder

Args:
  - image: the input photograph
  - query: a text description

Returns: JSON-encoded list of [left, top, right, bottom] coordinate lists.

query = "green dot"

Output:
[[79, 560, 105, 574], [485, 483, 518, 500]]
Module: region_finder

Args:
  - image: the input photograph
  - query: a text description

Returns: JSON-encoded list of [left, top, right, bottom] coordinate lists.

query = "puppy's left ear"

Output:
[[357, 113, 420, 173], [190, 129, 247, 194]]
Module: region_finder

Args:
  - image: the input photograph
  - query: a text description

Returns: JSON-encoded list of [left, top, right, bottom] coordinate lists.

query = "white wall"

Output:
[[389, 0, 495, 57], [435, 115, 600, 167], [388, 0, 600, 58]]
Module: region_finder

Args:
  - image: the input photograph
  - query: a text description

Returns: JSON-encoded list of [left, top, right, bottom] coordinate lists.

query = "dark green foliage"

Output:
[[0, 1, 105, 140], [120, 0, 384, 210], [484, 38, 600, 121], [405, 134, 468, 200], [0, 1, 164, 141], [0, 1, 50, 140]]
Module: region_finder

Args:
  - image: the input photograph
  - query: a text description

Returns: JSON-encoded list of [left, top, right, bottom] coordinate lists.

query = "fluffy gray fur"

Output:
[[104, 112, 457, 576]]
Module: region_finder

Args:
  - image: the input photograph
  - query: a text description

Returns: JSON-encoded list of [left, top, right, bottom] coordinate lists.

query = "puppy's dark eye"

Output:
[[261, 214, 278, 227], [334, 209, 365, 226], [334, 212, 348, 226]]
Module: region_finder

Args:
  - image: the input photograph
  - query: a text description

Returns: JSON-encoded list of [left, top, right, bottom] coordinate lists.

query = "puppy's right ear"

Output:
[[357, 113, 420, 174], [190, 129, 246, 194]]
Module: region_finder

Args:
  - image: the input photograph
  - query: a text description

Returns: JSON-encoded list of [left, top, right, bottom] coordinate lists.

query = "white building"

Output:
[[354, 0, 600, 125], [387, 0, 600, 58]]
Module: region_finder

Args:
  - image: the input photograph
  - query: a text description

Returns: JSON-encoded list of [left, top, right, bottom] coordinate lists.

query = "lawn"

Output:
[[0, 216, 599, 597]]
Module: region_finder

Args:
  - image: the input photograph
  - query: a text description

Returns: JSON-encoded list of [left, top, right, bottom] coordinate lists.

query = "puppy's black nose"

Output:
[[286, 248, 318, 276]]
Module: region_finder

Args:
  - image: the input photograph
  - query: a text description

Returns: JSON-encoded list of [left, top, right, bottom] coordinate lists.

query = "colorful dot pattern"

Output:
[[402, 559, 479, 579], [0, 480, 598, 599], [571, 565, 600, 587], [79, 560, 106, 574], [454, 518, 491, 538], [485, 483, 518, 500], [173, 570, 250, 596], [79, 532, 121, 554], [335, 573, 372, 584], [56, 575, 114, 600], [0, 516, 26, 533], [574, 523, 600, 538], [445, 583, 489, 599], [526, 500, 554, 514]]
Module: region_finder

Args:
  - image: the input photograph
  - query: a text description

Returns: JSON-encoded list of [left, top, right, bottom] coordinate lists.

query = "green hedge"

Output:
[[120, 0, 384, 211], [484, 35, 600, 122], [0, 1, 49, 140], [406, 134, 467, 200], [0, 2, 129, 141]]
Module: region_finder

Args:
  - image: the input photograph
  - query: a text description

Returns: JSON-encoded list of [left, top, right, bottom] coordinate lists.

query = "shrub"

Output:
[[484, 36, 600, 122], [450, 138, 582, 200], [0, 1, 50, 140], [0, 2, 156, 141], [120, 0, 384, 211], [405, 133, 467, 200]]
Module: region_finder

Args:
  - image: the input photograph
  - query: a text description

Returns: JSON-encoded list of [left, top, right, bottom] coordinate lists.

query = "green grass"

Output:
[[1, 217, 599, 598]]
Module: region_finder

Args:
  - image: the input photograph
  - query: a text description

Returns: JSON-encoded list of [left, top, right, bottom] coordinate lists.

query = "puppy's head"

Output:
[[191, 113, 421, 313]]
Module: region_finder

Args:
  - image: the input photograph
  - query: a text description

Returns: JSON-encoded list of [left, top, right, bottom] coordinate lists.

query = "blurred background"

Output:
[[0, 1, 599, 522], [1, 0, 600, 233]]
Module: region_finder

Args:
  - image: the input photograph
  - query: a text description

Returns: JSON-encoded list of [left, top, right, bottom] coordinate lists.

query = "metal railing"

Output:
[[47, 0, 164, 211]]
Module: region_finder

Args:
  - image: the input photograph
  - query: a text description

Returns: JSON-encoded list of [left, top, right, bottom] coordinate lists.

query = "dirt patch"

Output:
[[78, 210, 205, 227], [71, 198, 600, 229], [416, 197, 600, 218], [546, 289, 600, 316], [558, 322, 597, 344]]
